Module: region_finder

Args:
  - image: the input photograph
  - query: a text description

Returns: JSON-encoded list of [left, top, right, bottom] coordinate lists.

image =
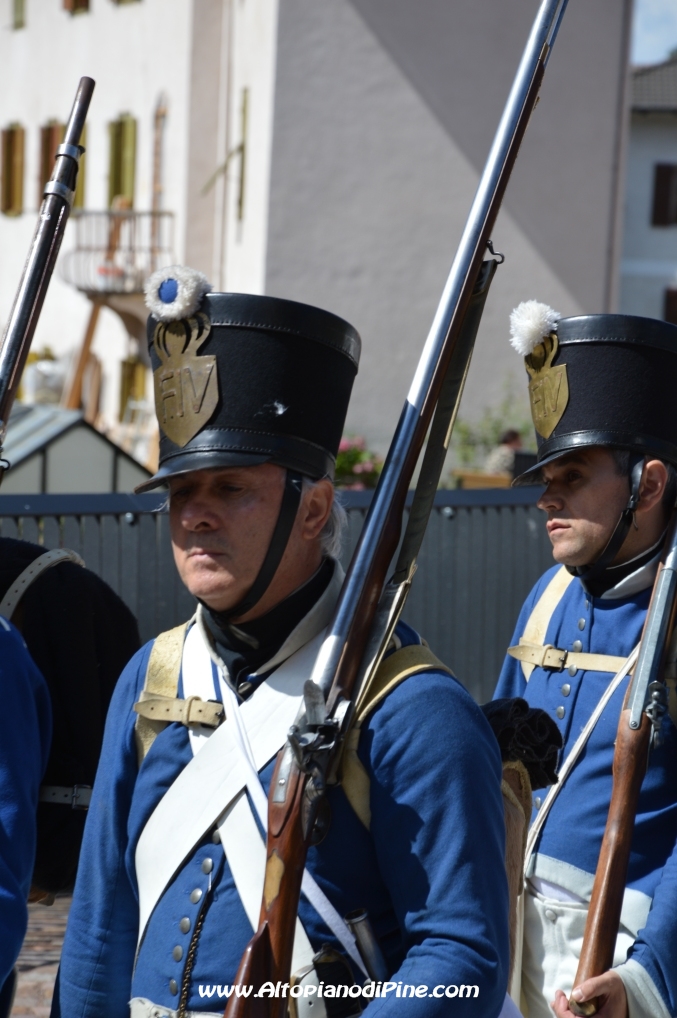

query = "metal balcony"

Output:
[[59, 210, 175, 295]]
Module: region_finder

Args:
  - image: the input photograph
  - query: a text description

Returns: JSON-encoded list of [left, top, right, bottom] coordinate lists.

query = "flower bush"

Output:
[[335, 436, 383, 489]]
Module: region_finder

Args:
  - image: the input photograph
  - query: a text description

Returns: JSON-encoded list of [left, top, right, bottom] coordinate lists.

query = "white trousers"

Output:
[[130, 997, 221, 1018], [521, 886, 634, 1018]]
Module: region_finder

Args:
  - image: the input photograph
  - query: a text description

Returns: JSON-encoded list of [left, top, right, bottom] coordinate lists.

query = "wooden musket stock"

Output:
[[570, 523, 677, 1015]]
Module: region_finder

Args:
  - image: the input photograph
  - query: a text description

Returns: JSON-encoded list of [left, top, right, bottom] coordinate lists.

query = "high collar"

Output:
[[597, 545, 663, 600], [197, 558, 345, 690]]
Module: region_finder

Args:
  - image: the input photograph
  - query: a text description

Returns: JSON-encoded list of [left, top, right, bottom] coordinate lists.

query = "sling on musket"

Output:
[[225, 3, 570, 1015], [0, 76, 94, 486], [569, 513, 677, 1016]]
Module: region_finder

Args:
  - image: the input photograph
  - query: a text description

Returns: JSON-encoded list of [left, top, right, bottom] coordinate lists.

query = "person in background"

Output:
[[495, 301, 677, 1018], [484, 428, 523, 475]]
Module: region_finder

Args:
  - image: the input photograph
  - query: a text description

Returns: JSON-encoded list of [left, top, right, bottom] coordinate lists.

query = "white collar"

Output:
[[599, 547, 662, 600], [196, 559, 345, 676]]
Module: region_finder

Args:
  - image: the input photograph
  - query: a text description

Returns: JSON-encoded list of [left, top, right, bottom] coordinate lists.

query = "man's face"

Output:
[[168, 463, 332, 616], [169, 464, 289, 612], [536, 448, 631, 567]]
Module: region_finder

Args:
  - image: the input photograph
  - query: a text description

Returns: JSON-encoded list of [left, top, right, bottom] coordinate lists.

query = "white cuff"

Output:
[[616, 959, 672, 1018]]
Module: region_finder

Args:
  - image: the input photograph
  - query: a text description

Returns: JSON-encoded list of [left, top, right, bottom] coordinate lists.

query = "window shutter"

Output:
[[39, 121, 65, 205], [2, 124, 25, 216], [652, 165, 677, 227], [13, 0, 25, 29], [108, 113, 136, 207], [64, 0, 90, 12], [120, 114, 136, 206], [74, 123, 87, 209]]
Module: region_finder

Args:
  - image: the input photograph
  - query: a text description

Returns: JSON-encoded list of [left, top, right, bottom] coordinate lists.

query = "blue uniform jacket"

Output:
[[495, 565, 677, 1015], [53, 621, 509, 1018], [0, 617, 52, 987]]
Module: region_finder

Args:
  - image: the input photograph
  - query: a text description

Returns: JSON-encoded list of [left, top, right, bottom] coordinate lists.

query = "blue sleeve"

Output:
[[52, 642, 153, 1018], [493, 569, 559, 700], [626, 834, 677, 1014], [0, 621, 51, 987], [359, 670, 510, 1018]]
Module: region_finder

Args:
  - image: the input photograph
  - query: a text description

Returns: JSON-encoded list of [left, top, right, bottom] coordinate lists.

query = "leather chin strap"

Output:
[[212, 469, 304, 624], [570, 453, 645, 594]]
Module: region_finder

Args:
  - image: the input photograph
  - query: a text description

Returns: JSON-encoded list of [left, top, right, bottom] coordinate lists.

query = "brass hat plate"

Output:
[[153, 312, 218, 447], [525, 334, 569, 439]]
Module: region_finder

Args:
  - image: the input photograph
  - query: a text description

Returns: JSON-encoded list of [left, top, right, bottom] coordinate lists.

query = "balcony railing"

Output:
[[59, 210, 175, 295]]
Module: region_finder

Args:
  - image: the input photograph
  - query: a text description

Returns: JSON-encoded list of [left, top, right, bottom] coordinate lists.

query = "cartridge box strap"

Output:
[[0, 547, 85, 621], [507, 641, 627, 675], [340, 643, 454, 830]]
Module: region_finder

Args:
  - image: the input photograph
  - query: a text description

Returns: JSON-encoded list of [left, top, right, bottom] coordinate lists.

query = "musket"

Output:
[[0, 76, 94, 486], [225, 4, 569, 1015], [569, 514, 677, 1016]]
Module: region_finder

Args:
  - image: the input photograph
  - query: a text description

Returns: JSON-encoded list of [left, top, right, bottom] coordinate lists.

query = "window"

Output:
[[110, 0, 141, 5], [651, 164, 677, 226], [1, 124, 25, 216], [13, 0, 25, 29], [63, 0, 90, 12], [108, 114, 136, 207]]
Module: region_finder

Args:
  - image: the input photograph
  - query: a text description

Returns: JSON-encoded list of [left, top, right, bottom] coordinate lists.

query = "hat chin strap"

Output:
[[570, 454, 645, 594], [212, 469, 304, 624]]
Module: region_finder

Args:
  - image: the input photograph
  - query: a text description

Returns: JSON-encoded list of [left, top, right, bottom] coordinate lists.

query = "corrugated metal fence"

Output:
[[0, 488, 551, 703]]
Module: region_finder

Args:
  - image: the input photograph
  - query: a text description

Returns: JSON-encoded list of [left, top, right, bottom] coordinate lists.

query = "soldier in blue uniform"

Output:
[[0, 617, 52, 1011], [495, 303, 677, 1018], [53, 268, 511, 1018]]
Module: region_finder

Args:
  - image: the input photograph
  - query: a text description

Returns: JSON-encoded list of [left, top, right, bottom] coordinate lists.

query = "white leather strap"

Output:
[[510, 645, 639, 1009], [525, 643, 639, 864], [135, 624, 316, 948], [206, 626, 366, 976], [0, 548, 84, 620]]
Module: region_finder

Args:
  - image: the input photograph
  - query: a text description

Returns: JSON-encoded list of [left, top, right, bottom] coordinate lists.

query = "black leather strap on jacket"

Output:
[[216, 469, 304, 622], [571, 453, 645, 593]]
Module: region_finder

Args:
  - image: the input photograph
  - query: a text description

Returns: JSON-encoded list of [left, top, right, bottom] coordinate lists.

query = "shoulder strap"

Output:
[[341, 644, 454, 830], [134, 622, 191, 765], [0, 548, 84, 620], [513, 566, 574, 680]]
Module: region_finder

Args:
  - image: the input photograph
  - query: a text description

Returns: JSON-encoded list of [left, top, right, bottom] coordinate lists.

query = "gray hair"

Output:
[[302, 477, 347, 559]]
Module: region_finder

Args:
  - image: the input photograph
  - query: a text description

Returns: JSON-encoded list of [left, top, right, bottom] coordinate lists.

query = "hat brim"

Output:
[[134, 450, 271, 493], [511, 449, 563, 486]]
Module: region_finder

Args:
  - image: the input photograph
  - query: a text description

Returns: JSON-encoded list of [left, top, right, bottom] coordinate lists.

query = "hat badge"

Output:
[[509, 301, 569, 439], [152, 312, 219, 447]]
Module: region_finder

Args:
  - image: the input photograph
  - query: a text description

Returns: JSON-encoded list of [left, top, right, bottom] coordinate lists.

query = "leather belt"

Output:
[[133, 691, 225, 729], [507, 640, 627, 674], [39, 784, 92, 809]]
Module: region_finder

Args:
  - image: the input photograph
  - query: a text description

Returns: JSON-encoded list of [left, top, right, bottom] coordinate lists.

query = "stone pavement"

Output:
[[11, 896, 71, 1018]]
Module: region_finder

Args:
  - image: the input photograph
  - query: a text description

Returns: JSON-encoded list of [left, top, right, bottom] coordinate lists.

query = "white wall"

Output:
[[0, 0, 194, 425], [620, 112, 677, 319], [266, 0, 582, 453]]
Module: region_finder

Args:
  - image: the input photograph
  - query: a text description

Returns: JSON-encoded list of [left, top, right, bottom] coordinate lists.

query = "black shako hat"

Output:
[[136, 267, 361, 493], [508, 303, 677, 485]]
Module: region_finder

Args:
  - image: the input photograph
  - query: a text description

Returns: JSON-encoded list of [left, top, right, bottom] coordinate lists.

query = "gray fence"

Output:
[[0, 488, 551, 703]]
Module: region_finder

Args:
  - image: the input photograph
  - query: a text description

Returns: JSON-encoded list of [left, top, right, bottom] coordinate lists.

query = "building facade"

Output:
[[0, 0, 633, 475], [620, 54, 677, 323]]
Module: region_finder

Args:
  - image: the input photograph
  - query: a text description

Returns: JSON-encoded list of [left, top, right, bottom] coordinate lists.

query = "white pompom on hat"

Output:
[[509, 300, 560, 356], [144, 265, 212, 322]]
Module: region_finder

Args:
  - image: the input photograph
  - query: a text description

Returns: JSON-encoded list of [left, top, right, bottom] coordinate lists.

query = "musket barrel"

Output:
[[314, 0, 570, 704], [0, 76, 95, 458]]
